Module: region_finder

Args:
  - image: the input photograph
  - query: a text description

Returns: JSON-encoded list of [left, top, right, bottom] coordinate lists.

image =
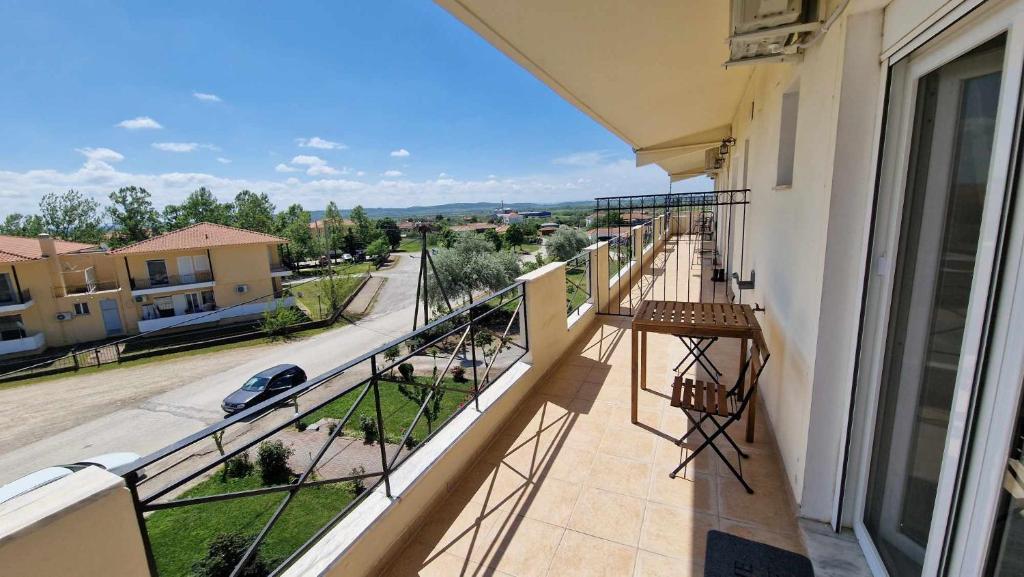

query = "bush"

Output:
[[261, 305, 303, 340], [404, 435, 418, 450], [295, 420, 307, 432], [451, 365, 467, 383], [359, 415, 378, 444], [257, 440, 293, 486], [222, 452, 254, 481], [398, 362, 415, 382], [192, 533, 271, 577], [349, 466, 367, 497]]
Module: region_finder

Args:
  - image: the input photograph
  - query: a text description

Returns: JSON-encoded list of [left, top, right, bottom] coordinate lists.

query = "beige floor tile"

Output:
[[541, 376, 583, 399], [450, 462, 530, 512], [652, 437, 717, 476], [557, 414, 608, 449], [633, 549, 704, 577], [383, 540, 509, 577], [638, 502, 717, 562], [500, 476, 582, 527], [477, 514, 565, 577], [598, 424, 657, 463], [567, 486, 645, 546], [647, 471, 717, 514], [546, 530, 638, 577], [717, 477, 799, 536], [718, 519, 807, 555], [536, 444, 596, 482], [584, 453, 652, 498], [414, 500, 501, 562]]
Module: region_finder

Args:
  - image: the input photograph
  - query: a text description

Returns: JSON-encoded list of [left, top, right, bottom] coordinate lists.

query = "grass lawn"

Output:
[[293, 261, 373, 278], [565, 265, 590, 314], [300, 374, 472, 444], [291, 275, 366, 320], [146, 472, 356, 577], [519, 242, 542, 254]]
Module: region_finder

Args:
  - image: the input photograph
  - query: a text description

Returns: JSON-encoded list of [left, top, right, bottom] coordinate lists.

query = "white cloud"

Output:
[[296, 137, 346, 150], [76, 147, 124, 164], [193, 92, 222, 102], [281, 155, 347, 176], [275, 163, 300, 173], [116, 116, 163, 130], [152, 142, 220, 153], [307, 164, 340, 176], [356, 171, 366, 177], [553, 150, 614, 167], [383, 170, 403, 177], [290, 155, 326, 167], [216, 157, 232, 164], [487, 174, 496, 179], [438, 172, 449, 178], [390, 148, 410, 158]]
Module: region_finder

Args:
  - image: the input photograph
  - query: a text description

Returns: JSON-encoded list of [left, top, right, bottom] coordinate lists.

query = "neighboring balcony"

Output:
[[130, 271, 215, 297], [136, 295, 295, 333], [0, 330, 45, 357], [0, 289, 34, 314], [53, 280, 121, 298], [270, 264, 293, 277]]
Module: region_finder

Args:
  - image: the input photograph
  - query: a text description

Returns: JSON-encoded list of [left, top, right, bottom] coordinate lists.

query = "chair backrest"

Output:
[[728, 337, 770, 419]]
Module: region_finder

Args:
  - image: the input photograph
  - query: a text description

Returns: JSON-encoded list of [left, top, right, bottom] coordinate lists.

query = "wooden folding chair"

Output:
[[669, 340, 770, 494]]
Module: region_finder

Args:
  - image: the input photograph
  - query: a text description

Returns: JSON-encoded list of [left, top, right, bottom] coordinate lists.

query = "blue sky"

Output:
[[0, 1, 708, 214]]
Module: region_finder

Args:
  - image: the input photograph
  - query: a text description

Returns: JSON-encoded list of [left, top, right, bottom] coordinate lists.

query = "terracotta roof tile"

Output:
[[0, 235, 96, 263], [110, 222, 286, 254]]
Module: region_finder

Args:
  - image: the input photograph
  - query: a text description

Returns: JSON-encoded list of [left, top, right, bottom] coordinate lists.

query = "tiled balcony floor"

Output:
[[383, 313, 803, 576]]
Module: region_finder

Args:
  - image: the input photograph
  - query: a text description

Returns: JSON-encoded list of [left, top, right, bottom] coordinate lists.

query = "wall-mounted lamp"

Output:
[[719, 137, 736, 157]]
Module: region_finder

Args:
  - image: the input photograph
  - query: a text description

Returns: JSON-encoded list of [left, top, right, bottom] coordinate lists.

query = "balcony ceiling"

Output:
[[436, 0, 751, 177]]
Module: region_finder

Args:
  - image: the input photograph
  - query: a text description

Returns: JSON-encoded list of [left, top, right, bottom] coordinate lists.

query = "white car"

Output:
[[341, 253, 353, 262], [0, 452, 143, 505]]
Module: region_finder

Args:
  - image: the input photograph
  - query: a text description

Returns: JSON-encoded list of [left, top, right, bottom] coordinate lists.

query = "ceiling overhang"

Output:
[[435, 0, 751, 179]]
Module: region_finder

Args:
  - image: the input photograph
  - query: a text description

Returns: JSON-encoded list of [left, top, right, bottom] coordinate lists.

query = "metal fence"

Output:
[[131, 270, 215, 290], [565, 252, 591, 317], [113, 282, 528, 577]]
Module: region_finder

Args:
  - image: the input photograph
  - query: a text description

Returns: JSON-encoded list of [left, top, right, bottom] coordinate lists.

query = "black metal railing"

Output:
[[114, 282, 528, 577], [132, 270, 214, 290], [565, 252, 591, 317], [53, 280, 121, 298]]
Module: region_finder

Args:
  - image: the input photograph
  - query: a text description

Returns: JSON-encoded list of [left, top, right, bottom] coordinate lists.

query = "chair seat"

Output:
[[672, 376, 730, 417]]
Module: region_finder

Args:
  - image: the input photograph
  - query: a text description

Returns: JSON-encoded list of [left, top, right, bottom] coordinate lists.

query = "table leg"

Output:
[[640, 331, 647, 390], [746, 344, 757, 443], [631, 328, 639, 424]]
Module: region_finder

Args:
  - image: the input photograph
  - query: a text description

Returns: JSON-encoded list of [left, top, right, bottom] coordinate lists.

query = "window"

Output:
[[146, 260, 169, 286], [0, 273, 15, 304], [776, 87, 800, 187], [73, 302, 90, 315], [0, 315, 25, 340]]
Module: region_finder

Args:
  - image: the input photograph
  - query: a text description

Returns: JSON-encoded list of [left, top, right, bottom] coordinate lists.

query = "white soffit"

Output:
[[435, 0, 750, 175]]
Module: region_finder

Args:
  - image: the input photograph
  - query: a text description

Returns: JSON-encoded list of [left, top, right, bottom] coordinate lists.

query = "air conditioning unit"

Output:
[[704, 147, 724, 173], [236, 284, 249, 294], [55, 312, 73, 321], [728, 0, 820, 66], [134, 295, 146, 303]]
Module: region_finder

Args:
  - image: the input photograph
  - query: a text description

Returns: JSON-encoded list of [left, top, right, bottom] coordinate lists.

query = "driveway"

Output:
[[0, 254, 425, 484]]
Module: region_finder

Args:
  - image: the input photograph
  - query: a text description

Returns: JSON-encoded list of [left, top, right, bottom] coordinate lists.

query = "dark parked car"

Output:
[[221, 364, 307, 414]]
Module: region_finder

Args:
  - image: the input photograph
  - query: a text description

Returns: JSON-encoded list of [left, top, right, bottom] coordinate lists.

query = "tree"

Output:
[[342, 229, 358, 255], [233, 190, 275, 233], [366, 236, 391, 267], [547, 225, 590, 261], [107, 186, 159, 246], [164, 187, 233, 229], [483, 228, 503, 251], [397, 372, 446, 434], [504, 222, 526, 250], [322, 201, 346, 254], [0, 213, 43, 237], [275, 204, 315, 266], [428, 235, 521, 308], [376, 218, 401, 249], [39, 190, 104, 242], [191, 533, 270, 577], [348, 205, 373, 246]]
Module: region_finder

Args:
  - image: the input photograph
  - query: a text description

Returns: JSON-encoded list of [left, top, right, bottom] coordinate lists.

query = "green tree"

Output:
[[164, 187, 233, 229], [366, 236, 391, 267], [348, 205, 373, 246], [107, 186, 159, 246], [342, 228, 359, 255], [39, 190, 104, 242], [275, 204, 315, 266], [376, 218, 401, 249], [396, 376, 446, 434], [233, 190, 275, 233], [483, 228, 503, 251], [504, 222, 526, 250], [322, 201, 347, 254], [547, 225, 590, 261], [428, 235, 521, 308], [0, 213, 43, 237]]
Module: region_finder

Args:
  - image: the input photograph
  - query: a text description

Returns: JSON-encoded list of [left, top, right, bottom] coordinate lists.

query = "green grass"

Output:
[[300, 374, 472, 444], [291, 276, 366, 320], [566, 266, 590, 314], [146, 472, 356, 577], [293, 262, 373, 277], [519, 242, 542, 254]]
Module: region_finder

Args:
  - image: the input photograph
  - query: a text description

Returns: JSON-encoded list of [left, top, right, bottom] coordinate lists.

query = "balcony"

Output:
[[270, 264, 293, 277], [130, 271, 214, 297], [0, 330, 45, 357], [136, 296, 295, 333], [0, 289, 33, 313], [53, 280, 121, 298]]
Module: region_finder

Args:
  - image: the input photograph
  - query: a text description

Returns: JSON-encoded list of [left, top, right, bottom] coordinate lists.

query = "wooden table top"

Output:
[[632, 300, 764, 347]]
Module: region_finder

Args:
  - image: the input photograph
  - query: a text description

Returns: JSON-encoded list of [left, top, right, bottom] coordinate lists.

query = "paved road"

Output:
[[0, 253, 424, 484]]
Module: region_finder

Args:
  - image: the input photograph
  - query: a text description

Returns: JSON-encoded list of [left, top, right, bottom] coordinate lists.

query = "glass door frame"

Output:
[[848, 2, 1024, 576]]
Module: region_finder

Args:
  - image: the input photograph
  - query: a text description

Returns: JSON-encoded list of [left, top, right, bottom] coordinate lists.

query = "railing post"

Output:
[[370, 354, 392, 498], [468, 305, 480, 411], [124, 471, 159, 577]]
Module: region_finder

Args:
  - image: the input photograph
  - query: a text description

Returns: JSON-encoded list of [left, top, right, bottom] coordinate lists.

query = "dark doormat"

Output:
[[704, 530, 814, 577]]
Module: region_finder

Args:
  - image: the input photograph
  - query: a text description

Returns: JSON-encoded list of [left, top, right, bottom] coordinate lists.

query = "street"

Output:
[[0, 253, 423, 484]]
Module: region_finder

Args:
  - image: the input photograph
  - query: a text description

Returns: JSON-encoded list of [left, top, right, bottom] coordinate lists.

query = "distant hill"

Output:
[[307, 200, 592, 221]]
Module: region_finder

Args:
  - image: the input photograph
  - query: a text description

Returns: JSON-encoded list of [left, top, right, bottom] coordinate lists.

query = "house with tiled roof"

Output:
[[109, 223, 292, 334]]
